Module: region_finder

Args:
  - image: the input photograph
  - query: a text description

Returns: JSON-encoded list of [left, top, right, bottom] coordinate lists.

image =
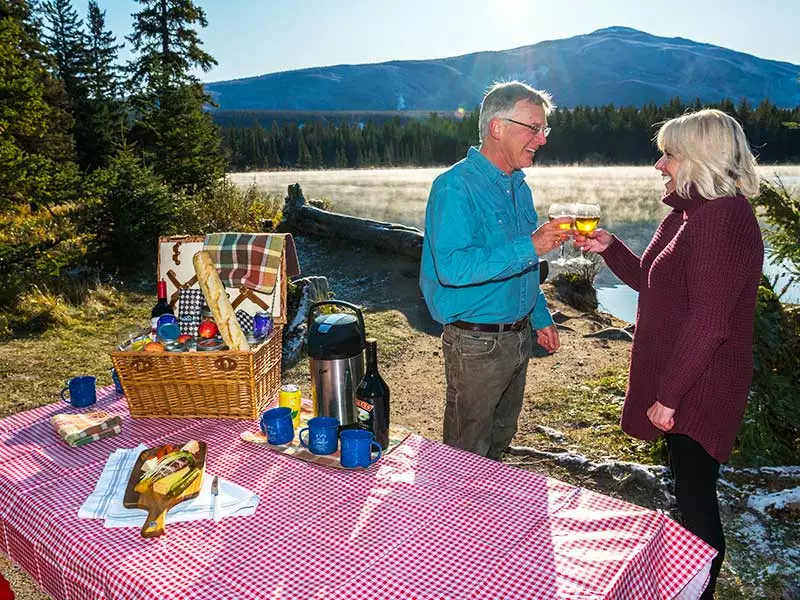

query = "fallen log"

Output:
[[277, 183, 424, 259]]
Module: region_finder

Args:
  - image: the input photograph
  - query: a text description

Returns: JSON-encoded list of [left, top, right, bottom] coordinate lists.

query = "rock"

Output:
[[551, 309, 570, 324], [584, 328, 634, 342], [551, 273, 598, 312], [535, 425, 566, 443], [282, 276, 331, 366]]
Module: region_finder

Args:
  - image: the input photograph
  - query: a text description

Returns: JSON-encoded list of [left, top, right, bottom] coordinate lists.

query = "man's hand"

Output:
[[646, 401, 675, 432], [536, 325, 560, 353], [573, 228, 614, 253], [532, 217, 573, 257]]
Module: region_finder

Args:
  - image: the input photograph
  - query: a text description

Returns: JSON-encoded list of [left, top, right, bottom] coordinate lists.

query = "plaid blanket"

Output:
[[50, 410, 122, 447], [204, 233, 295, 294]]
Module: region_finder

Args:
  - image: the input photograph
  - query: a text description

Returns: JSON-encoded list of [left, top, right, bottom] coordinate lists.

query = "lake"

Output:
[[230, 165, 800, 322]]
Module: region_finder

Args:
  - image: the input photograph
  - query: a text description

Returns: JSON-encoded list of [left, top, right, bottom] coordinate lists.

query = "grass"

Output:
[[0, 283, 151, 418], [518, 365, 665, 465]]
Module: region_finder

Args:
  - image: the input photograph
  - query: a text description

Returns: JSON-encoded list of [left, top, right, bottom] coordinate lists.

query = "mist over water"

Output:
[[230, 165, 800, 320]]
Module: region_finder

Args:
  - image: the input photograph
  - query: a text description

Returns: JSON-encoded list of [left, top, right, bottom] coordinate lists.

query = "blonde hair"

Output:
[[655, 109, 759, 199], [478, 81, 554, 143]]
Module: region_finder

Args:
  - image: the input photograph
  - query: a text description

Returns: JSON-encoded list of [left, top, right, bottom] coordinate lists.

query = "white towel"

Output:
[[79, 445, 259, 528]]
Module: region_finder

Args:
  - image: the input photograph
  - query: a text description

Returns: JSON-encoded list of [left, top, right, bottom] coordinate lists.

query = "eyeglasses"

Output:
[[503, 118, 551, 138]]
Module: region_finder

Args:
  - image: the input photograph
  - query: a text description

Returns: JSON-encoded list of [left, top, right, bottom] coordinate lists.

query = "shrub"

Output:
[[0, 203, 90, 309], [85, 148, 184, 270], [180, 179, 282, 234], [751, 178, 800, 296], [733, 278, 800, 465], [552, 254, 604, 312]]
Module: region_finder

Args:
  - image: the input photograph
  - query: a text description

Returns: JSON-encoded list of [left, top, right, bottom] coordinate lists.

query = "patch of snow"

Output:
[[747, 486, 800, 514]]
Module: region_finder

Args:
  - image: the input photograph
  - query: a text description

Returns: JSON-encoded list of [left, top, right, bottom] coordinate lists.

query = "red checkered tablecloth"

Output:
[[0, 387, 715, 599]]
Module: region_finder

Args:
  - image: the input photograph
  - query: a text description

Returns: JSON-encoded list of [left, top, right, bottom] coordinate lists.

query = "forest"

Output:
[[217, 99, 800, 170]]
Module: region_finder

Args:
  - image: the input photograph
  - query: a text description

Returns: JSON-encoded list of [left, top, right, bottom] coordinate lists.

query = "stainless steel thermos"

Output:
[[306, 300, 366, 427]]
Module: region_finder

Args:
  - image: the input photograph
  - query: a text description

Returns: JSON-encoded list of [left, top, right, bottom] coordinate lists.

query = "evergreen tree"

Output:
[[79, 0, 125, 169], [39, 0, 86, 99], [126, 0, 223, 193], [0, 0, 75, 208]]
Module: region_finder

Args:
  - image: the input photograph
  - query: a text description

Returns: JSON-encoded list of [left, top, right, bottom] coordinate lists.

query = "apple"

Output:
[[197, 320, 219, 339], [177, 334, 193, 344]]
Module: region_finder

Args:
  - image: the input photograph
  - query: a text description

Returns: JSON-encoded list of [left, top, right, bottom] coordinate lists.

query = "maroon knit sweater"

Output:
[[601, 189, 763, 463]]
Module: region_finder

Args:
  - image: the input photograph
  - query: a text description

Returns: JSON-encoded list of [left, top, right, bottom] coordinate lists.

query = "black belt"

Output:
[[450, 317, 529, 333]]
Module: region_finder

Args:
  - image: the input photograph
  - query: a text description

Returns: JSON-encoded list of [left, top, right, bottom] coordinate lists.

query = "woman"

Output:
[[574, 109, 763, 599]]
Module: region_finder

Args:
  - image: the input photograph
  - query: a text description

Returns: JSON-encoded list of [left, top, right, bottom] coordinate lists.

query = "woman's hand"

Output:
[[646, 401, 675, 432], [573, 228, 614, 253]]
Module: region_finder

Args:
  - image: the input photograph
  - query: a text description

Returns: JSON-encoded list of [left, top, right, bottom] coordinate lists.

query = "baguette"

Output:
[[192, 250, 250, 351]]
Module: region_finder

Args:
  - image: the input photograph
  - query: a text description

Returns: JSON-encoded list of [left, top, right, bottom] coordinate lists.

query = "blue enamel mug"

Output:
[[298, 416, 340, 455], [260, 407, 294, 445], [339, 429, 382, 468], [60, 376, 97, 408]]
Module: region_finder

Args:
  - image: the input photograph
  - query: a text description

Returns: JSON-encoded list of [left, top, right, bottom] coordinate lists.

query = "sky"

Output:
[[84, 0, 799, 83]]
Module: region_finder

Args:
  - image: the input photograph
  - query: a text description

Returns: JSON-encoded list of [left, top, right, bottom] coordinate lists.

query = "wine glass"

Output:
[[573, 203, 601, 265], [547, 203, 576, 266]]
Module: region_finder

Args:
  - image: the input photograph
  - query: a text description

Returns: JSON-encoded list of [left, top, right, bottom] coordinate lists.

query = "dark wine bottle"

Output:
[[150, 280, 174, 338], [355, 338, 390, 449]]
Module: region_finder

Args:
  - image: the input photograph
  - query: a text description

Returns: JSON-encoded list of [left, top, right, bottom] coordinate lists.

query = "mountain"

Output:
[[205, 27, 800, 112]]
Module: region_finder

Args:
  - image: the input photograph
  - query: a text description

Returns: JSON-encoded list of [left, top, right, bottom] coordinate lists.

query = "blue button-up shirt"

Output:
[[420, 147, 554, 329]]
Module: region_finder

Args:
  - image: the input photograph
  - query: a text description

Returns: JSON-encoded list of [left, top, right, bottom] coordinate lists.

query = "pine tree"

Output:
[[126, 0, 223, 193], [39, 0, 86, 99], [84, 0, 121, 100], [0, 0, 76, 208], [39, 0, 117, 171]]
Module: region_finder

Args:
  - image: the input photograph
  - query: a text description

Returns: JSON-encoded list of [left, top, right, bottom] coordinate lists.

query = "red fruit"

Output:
[[197, 320, 218, 339], [177, 334, 193, 343]]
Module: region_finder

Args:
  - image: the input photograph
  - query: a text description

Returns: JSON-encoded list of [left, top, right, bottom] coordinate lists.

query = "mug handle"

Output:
[[369, 441, 383, 465], [60, 385, 71, 404], [298, 427, 309, 449]]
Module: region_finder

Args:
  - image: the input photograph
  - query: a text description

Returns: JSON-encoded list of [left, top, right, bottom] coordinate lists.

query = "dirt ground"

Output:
[[283, 235, 633, 456]]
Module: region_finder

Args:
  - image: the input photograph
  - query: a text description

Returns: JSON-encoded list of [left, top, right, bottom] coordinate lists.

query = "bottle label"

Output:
[[355, 398, 373, 427]]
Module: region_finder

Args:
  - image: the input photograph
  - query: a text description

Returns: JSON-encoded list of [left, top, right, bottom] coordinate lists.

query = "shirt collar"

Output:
[[467, 146, 527, 188]]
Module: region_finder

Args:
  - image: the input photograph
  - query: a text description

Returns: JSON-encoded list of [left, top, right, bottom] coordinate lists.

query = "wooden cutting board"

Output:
[[123, 441, 207, 538]]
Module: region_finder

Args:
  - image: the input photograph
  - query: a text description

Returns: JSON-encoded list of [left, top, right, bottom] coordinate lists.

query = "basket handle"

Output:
[[307, 300, 366, 348]]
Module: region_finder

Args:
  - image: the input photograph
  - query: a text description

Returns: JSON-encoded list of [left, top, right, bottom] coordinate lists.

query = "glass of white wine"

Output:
[[547, 203, 576, 266], [573, 203, 601, 265]]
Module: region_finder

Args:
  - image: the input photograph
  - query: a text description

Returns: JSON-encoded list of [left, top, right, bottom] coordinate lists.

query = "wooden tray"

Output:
[[123, 441, 207, 538]]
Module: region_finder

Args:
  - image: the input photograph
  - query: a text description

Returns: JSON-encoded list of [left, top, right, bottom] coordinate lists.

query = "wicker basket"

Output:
[[111, 328, 282, 420], [112, 234, 289, 420]]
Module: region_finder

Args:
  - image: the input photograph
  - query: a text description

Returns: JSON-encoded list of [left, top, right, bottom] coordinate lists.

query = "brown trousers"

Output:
[[441, 322, 533, 459]]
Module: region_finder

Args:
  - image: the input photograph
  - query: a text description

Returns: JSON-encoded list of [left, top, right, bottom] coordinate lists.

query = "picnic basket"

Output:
[[111, 235, 288, 420]]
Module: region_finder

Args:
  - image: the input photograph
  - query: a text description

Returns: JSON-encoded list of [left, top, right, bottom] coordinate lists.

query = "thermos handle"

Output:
[[307, 300, 367, 347]]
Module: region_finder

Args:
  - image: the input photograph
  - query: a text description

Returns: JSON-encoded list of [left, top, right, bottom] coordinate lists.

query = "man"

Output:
[[420, 81, 571, 459]]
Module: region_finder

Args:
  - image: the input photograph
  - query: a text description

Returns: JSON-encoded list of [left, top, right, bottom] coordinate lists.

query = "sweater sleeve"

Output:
[[599, 236, 644, 292], [656, 202, 760, 410], [427, 180, 539, 287]]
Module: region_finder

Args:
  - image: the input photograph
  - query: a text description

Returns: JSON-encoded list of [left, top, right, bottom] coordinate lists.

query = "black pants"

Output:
[[666, 434, 724, 600]]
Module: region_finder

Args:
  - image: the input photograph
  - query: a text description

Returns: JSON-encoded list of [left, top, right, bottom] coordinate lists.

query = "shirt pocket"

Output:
[[494, 210, 512, 227], [519, 203, 538, 229]]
